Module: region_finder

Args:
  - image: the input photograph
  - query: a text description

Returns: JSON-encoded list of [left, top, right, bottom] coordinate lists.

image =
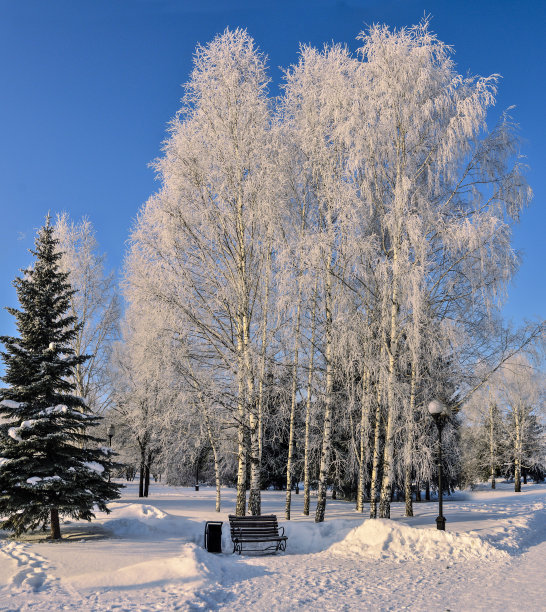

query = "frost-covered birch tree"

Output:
[[345, 21, 531, 517], [493, 356, 545, 491], [281, 43, 362, 523], [54, 213, 119, 414], [111, 302, 177, 498], [125, 28, 276, 515]]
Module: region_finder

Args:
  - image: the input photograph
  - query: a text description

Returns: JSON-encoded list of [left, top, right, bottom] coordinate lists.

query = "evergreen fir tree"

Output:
[[0, 216, 121, 539]]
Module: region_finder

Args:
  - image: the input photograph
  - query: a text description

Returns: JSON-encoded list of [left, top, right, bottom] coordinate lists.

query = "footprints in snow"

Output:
[[1, 541, 58, 593]]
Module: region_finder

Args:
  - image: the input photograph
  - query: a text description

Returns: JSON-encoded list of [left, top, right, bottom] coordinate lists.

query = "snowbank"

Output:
[[329, 518, 507, 562], [282, 519, 357, 554], [102, 503, 204, 543], [68, 543, 206, 590], [101, 501, 506, 564]]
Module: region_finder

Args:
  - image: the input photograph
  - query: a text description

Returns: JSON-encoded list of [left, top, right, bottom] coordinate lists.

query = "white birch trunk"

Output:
[[256, 247, 272, 469], [514, 403, 522, 493], [303, 282, 318, 516], [315, 263, 333, 523], [235, 353, 247, 516], [369, 381, 383, 518], [356, 369, 370, 513], [489, 391, 496, 490], [404, 365, 417, 517], [203, 409, 222, 512], [378, 240, 400, 519], [285, 300, 302, 520], [235, 189, 250, 516]]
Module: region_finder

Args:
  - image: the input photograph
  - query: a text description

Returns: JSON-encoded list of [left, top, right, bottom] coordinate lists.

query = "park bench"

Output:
[[228, 514, 287, 554]]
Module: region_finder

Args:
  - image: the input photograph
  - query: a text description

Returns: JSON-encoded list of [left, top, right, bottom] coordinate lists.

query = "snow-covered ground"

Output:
[[1, 480, 545, 611]]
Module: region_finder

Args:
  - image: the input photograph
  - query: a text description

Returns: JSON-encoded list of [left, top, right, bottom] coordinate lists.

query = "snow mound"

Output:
[[283, 519, 357, 554], [103, 503, 203, 542], [109, 502, 167, 521], [68, 543, 206, 590], [329, 519, 507, 562]]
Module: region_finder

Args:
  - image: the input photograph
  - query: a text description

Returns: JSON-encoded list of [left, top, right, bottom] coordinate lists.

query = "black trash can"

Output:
[[204, 521, 223, 553]]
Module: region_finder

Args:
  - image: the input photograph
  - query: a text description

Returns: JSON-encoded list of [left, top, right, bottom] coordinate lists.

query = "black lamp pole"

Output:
[[107, 424, 115, 483], [432, 413, 446, 531], [428, 399, 449, 531]]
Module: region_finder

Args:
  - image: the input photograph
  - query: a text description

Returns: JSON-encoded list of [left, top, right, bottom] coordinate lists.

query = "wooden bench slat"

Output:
[[226, 522, 278, 529], [232, 535, 287, 539], [231, 533, 282, 540], [231, 529, 280, 532], [230, 525, 280, 530], [231, 529, 281, 533], [228, 515, 279, 520], [230, 527, 280, 532], [231, 525, 278, 531], [229, 520, 279, 524]]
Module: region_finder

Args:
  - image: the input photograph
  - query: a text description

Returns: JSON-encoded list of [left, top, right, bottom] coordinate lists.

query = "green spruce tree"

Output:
[[0, 216, 121, 539]]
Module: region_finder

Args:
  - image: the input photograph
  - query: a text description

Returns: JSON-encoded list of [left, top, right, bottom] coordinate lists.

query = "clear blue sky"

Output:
[[1, 0, 544, 338]]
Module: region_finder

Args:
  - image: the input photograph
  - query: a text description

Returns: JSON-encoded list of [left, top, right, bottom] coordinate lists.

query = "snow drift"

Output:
[[282, 519, 357, 554], [102, 502, 203, 543], [68, 543, 206, 590], [329, 519, 507, 562]]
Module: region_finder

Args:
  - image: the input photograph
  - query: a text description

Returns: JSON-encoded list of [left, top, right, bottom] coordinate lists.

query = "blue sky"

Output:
[[1, 0, 544, 338]]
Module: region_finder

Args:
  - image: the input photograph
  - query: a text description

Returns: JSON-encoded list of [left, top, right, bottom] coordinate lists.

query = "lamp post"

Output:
[[107, 424, 115, 447], [107, 424, 115, 483], [428, 399, 450, 531]]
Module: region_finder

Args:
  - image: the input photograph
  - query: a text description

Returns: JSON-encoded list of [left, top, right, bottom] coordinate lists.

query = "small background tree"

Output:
[[54, 212, 120, 415]]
